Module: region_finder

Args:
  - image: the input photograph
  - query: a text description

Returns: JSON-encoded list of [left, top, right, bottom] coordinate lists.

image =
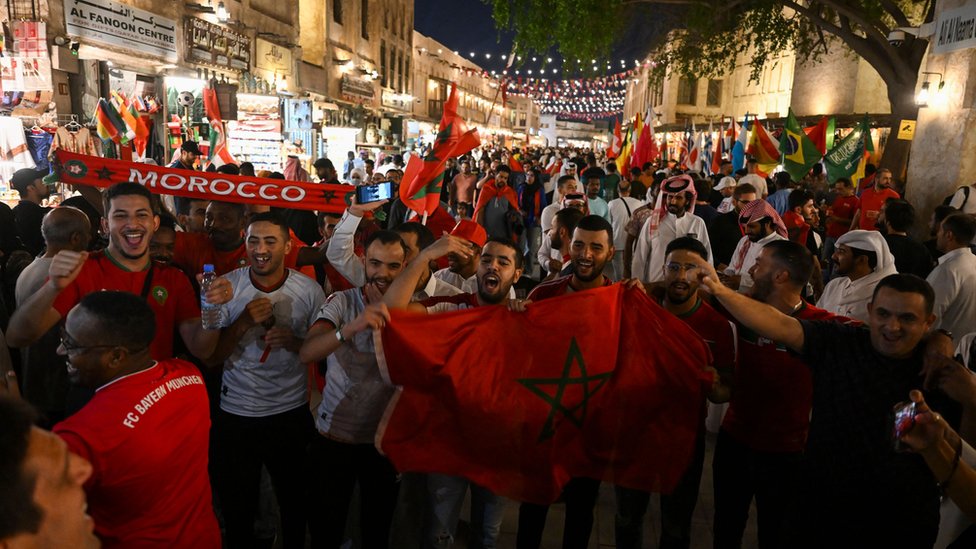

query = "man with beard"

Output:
[[615, 237, 733, 549], [53, 291, 220, 548], [171, 200, 317, 279], [7, 182, 231, 363], [300, 230, 434, 549], [474, 165, 520, 241], [519, 215, 643, 549], [383, 234, 522, 548], [545, 207, 586, 280], [708, 183, 758, 268], [205, 212, 325, 549], [712, 240, 849, 548], [852, 168, 899, 231], [632, 175, 712, 284], [721, 200, 787, 294], [434, 220, 487, 289], [817, 230, 897, 323], [148, 213, 177, 266], [327, 200, 460, 300]]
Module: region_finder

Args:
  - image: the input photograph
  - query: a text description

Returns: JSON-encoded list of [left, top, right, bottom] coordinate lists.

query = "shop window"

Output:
[[707, 79, 723, 107], [333, 0, 343, 24], [518, 113, 527, 127], [361, 0, 369, 39], [677, 77, 697, 106]]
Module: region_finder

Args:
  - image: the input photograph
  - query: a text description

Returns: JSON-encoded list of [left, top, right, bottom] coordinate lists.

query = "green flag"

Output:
[[825, 117, 836, 152], [823, 115, 870, 183], [779, 108, 822, 181]]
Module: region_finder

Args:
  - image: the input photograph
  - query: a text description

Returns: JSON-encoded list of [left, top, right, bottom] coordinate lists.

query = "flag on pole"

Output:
[[823, 115, 871, 183], [609, 118, 623, 159], [376, 285, 711, 504], [746, 118, 780, 176], [779, 108, 822, 181], [615, 123, 633, 175], [629, 113, 644, 170], [688, 130, 703, 173], [203, 87, 237, 169], [400, 82, 481, 216], [711, 121, 725, 175], [732, 114, 749, 171], [94, 98, 129, 144]]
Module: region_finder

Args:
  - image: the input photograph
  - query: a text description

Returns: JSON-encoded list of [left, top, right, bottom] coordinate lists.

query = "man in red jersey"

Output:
[[709, 240, 851, 548], [852, 168, 899, 231], [7, 182, 232, 362], [615, 236, 734, 549], [519, 215, 643, 549], [53, 291, 220, 548]]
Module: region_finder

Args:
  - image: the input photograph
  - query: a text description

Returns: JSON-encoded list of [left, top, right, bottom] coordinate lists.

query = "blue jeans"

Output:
[[426, 474, 507, 548]]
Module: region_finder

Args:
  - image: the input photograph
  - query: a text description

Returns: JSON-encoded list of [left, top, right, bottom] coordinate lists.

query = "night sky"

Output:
[[413, 0, 681, 79]]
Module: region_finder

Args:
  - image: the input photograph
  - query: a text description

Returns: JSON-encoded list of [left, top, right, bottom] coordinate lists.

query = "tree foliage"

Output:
[[488, 0, 934, 91]]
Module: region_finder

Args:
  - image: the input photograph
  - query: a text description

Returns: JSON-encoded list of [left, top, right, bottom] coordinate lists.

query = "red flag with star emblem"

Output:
[[399, 82, 481, 216], [375, 285, 711, 504]]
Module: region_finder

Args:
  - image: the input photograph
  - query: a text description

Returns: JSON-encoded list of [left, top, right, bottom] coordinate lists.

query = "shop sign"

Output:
[[185, 17, 250, 70], [381, 90, 411, 112], [934, 4, 976, 54], [0, 57, 53, 91], [255, 39, 292, 75], [341, 75, 375, 102], [64, 0, 177, 62]]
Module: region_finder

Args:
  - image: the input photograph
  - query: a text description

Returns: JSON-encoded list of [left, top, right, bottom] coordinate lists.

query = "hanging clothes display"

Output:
[[0, 116, 37, 183], [49, 125, 100, 157], [26, 127, 54, 172]]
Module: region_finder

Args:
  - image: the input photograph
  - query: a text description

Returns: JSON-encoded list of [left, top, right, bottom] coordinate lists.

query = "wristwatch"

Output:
[[335, 326, 346, 343]]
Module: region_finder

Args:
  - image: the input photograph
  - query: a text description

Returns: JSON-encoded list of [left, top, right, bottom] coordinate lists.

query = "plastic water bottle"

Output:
[[200, 264, 225, 329]]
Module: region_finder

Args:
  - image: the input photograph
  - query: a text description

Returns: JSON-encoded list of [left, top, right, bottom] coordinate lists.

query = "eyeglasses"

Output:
[[59, 328, 127, 355], [665, 262, 700, 274]]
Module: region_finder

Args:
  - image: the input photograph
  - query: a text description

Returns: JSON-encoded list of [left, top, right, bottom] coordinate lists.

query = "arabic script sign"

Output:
[[185, 17, 250, 70], [64, 0, 177, 62]]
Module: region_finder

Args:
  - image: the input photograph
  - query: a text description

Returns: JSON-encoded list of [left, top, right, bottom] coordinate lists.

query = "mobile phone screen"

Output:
[[355, 182, 393, 204], [892, 401, 917, 440]]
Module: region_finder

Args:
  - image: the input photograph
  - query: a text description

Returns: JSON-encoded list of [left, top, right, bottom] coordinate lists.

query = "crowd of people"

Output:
[[1, 141, 976, 549]]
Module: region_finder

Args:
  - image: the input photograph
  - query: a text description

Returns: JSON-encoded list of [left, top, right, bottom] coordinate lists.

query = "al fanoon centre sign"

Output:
[[65, 0, 177, 62]]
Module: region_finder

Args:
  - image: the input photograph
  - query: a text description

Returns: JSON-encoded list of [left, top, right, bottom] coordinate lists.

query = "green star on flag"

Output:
[[518, 337, 612, 442], [779, 108, 822, 181]]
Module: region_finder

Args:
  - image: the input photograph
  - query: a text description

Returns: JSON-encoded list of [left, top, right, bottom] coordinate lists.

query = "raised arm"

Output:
[[689, 253, 805, 353], [6, 251, 87, 347], [383, 234, 472, 311], [326, 200, 387, 287]]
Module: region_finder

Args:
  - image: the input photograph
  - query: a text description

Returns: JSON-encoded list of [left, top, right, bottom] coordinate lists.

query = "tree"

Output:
[[489, 0, 935, 179]]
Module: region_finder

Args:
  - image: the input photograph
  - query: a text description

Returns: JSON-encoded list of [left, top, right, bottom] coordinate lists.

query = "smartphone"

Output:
[[892, 400, 917, 451], [355, 182, 393, 204]]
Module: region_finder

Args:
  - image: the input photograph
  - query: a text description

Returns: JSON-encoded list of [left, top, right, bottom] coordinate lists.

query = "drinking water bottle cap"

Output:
[[203, 264, 215, 273]]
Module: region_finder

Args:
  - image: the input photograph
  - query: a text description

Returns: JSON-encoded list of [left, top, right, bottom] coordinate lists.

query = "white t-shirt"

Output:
[[608, 197, 642, 249], [314, 288, 395, 443], [725, 232, 785, 294], [220, 268, 326, 417]]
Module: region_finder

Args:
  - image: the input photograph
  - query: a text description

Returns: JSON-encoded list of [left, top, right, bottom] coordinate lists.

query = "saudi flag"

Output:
[[824, 115, 871, 183], [780, 108, 821, 181]]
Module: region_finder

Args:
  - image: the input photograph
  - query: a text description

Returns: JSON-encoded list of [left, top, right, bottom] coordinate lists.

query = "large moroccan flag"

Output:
[[400, 83, 480, 216], [375, 285, 712, 504], [746, 118, 780, 176], [779, 108, 822, 181], [824, 115, 871, 183]]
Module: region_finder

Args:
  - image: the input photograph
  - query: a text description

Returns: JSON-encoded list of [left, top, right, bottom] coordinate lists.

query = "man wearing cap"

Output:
[[433, 220, 485, 290], [168, 141, 200, 171], [714, 176, 738, 213], [722, 200, 787, 294], [631, 175, 712, 284], [11, 168, 51, 256], [816, 229, 897, 323]]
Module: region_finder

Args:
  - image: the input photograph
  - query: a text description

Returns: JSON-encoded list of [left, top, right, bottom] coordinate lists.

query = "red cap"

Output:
[[450, 219, 487, 248]]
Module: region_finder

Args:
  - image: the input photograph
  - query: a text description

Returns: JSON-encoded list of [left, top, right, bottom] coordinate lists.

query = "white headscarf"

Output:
[[836, 230, 897, 275]]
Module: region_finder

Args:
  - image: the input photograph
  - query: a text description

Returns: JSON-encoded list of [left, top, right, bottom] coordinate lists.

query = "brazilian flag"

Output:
[[779, 108, 822, 181]]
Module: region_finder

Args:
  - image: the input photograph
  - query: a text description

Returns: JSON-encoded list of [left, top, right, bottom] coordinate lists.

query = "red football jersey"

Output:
[[52, 252, 199, 360], [675, 298, 736, 380], [54, 359, 221, 549], [721, 302, 851, 452]]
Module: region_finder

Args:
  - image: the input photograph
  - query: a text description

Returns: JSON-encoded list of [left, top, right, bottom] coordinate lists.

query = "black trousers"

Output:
[[711, 429, 801, 549], [614, 431, 706, 549], [307, 435, 400, 549], [516, 477, 601, 549], [211, 405, 313, 549]]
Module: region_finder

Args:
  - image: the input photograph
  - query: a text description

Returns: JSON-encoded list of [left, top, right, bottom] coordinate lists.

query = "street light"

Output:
[[916, 71, 945, 107]]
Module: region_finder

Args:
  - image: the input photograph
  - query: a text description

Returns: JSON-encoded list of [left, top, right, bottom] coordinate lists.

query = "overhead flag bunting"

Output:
[[823, 115, 872, 183], [779, 108, 822, 181]]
